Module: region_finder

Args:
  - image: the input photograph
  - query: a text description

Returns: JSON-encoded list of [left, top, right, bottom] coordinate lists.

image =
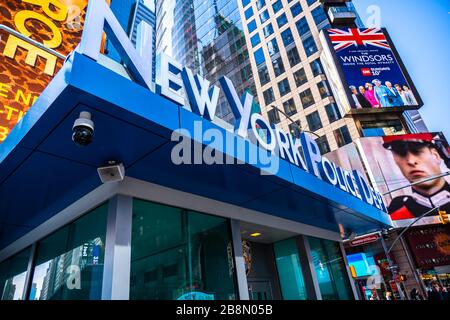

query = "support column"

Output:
[[230, 219, 249, 300], [297, 235, 322, 300], [22, 243, 37, 300], [101, 195, 133, 300], [339, 241, 360, 300]]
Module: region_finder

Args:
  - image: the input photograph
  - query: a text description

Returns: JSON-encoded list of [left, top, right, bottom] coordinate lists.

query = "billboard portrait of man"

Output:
[[382, 133, 450, 221], [355, 133, 450, 227]]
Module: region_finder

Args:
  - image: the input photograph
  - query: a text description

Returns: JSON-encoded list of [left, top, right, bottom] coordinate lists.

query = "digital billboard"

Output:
[[320, 28, 422, 114], [358, 132, 450, 228], [326, 132, 450, 228], [0, 0, 89, 143]]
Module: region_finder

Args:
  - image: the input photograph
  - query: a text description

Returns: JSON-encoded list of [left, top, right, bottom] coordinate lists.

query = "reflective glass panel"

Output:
[[30, 204, 108, 300], [130, 199, 237, 300], [273, 238, 308, 300], [0, 248, 31, 300]]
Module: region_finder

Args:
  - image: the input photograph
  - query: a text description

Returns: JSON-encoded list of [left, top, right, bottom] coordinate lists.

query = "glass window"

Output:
[[310, 59, 324, 77], [30, 204, 108, 300], [260, 10, 270, 23], [242, 0, 251, 8], [272, 0, 283, 13], [288, 121, 302, 139], [318, 80, 332, 99], [245, 7, 254, 19], [277, 13, 288, 28], [248, 20, 257, 33], [303, 36, 318, 57], [311, 6, 328, 26], [267, 38, 279, 56], [281, 28, 295, 46], [306, 0, 316, 5], [300, 88, 315, 108], [306, 111, 322, 131], [258, 64, 271, 85], [295, 17, 311, 37], [0, 247, 31, 300], [263, 88, 275, 105], [325, 103, 341, 123], [287, 47, 301, 67], [272, 56, 285, 77], [334, 125, 352, 147], [293, 68, 307, 87], [130, 199, 237, 300], [308, 237, 353, 300], [290, 2, 303, 17], [283, 98, 297, 116], [267, 108, 281, 124], [278, 78, 291, 97], [315, 136, 330, 154], [251, 33, 261, 47], [256, 0, 266, 10], [263, 23, 274, 37], [273, 238, 308, 300], [254, 48, 265, 65]]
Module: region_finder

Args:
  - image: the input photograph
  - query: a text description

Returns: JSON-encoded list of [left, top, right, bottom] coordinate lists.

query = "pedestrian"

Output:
[[409, 288, 423, 300], [385, 291, 393, 300], [427, 282, 443, 300], [442, 287, 450, 300]]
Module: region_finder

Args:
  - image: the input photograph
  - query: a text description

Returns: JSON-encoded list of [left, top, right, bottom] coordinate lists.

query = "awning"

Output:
[[0, 52, 392, 250]]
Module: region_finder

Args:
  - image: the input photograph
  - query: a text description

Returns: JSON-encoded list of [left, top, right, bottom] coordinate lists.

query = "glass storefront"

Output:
[[29, 204, 108, 300], [129, 199, 237, 300], [0, 247, 31, 300], [308, 237, 353, 300], [273, 238, 309, 300]]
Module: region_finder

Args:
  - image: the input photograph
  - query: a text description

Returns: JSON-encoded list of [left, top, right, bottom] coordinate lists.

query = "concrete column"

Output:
[[230, 219, 249, 300], [101, 195, 133, 300]]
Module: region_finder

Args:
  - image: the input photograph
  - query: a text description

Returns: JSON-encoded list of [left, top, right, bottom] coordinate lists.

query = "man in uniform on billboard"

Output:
[[383, 133, 450, 220]]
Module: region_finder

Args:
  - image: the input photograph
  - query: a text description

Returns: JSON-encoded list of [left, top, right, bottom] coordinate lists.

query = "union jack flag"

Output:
[[328, 28, 390, 52]]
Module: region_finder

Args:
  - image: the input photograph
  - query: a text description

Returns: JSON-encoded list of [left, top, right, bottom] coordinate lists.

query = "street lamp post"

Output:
[[269, 105, 321, 139]]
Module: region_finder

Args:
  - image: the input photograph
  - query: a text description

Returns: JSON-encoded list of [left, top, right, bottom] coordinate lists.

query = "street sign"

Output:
[[350, 233, 380, 246]]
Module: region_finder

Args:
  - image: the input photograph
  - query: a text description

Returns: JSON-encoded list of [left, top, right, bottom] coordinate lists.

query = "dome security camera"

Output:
[[72, 111, 94, 147]]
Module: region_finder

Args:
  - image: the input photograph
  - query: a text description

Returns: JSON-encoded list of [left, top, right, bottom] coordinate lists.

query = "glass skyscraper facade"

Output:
[[171, 0, 258, 123]]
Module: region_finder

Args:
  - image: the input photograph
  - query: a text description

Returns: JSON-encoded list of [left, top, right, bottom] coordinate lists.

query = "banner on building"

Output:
[[0, 0, 89, 143], [319, 28, 422, 115]]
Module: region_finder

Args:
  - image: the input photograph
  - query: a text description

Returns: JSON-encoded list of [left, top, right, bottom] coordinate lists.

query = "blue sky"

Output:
[[353, 0, 450, 138]]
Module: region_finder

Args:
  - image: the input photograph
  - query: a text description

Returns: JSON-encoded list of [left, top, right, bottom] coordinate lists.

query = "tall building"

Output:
[[239, 0, 426, 154], [171, 0, 258, 123]]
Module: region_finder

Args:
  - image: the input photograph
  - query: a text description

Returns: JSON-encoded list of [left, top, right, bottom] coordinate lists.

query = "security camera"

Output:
[[72, 111, 94, 147]]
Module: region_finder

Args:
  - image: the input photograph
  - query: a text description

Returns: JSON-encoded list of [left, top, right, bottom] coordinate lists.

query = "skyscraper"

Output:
[[171, 0, 259, 123], [239, 0, 426, 153]]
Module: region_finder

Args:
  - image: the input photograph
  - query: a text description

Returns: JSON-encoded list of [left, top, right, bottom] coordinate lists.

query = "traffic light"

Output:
[[438, 209, 449, 224]]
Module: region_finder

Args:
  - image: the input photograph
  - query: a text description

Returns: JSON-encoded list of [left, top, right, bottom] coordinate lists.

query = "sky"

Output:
[[353, 0, 450, 138]]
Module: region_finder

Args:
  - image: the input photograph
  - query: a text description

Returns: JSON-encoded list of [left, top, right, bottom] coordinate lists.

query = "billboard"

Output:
[[0, 0, 89, 143], [358, 133, 450, 228], [320, 28, 422, 114], [326, 132, 450, 228], [405, 224, 450, 268]]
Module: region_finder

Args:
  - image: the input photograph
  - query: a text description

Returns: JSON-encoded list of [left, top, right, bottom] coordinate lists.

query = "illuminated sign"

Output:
[[319, 28, 422, 115], [70, 0, 388, 212], [0, 0, 93, 143]]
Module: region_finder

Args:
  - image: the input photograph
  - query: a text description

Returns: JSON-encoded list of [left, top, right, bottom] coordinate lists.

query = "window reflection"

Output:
[[0, 248, 30, 300], [29, 204, 107, 300], [130, 199, 237, 300]]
